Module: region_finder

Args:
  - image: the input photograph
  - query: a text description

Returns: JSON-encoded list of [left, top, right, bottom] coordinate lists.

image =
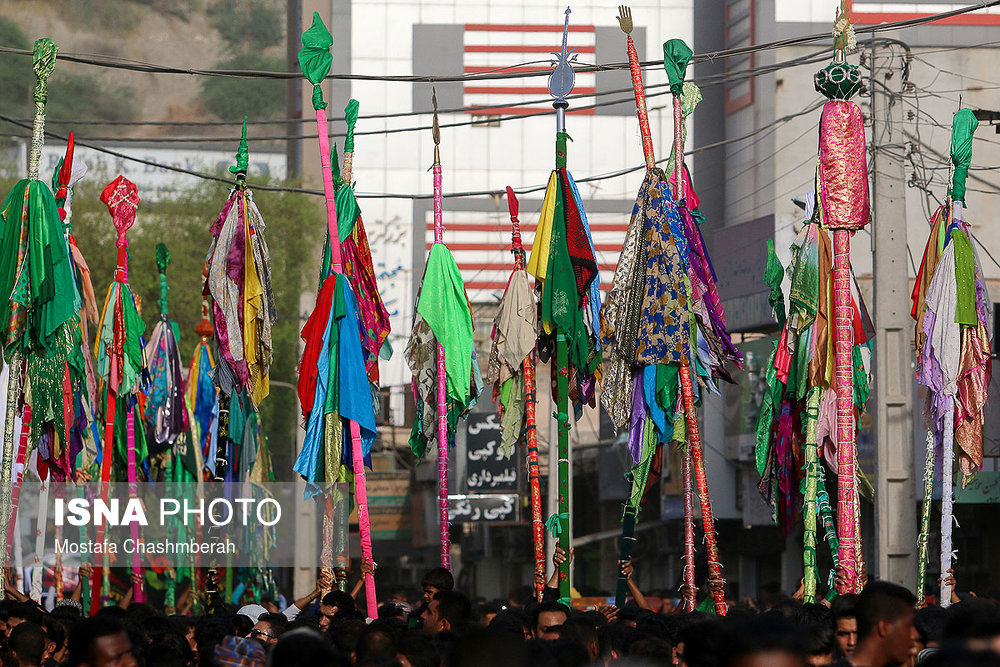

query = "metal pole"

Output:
[[871, 41, 916, 590]]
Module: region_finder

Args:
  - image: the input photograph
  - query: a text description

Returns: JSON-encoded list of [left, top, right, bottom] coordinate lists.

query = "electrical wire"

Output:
[[0, 99, 820, 199], [0, 1, 993, 83]]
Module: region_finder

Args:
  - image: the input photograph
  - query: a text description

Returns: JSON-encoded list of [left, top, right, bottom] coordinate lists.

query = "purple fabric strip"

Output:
[[628, 370, 645, 465]]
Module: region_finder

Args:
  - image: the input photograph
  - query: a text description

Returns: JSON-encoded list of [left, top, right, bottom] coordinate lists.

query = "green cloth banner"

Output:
[[950, 108, 978, 204]]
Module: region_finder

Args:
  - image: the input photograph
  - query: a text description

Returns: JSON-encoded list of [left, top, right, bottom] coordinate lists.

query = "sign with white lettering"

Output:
[[447, 494, 519, 523], [464, 412, 518, 493]]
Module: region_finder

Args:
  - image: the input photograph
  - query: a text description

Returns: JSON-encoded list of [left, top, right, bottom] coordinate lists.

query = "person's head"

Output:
[[449, 628, 528, 667], [508, 586, 533, 610], [488, 608, 530, 641], [421, 591, 470, 637], [914, 605, 949, 655], [395, 630, 440, 667], [248, 612, 287, 645], [800, 623, 836, 667], [531, 602, 569, 641], [319, 591, 356, 630], [597, 623, 632, 664], [725, 615, 807, 667], [471, 603, 498, 628], [557, 618, 599, 662], [854, 581, 919, 664], [628, 637, 674, 666], [40, 616, 71, 664], [421, 568, 454, 605], [942, 598, 1000, 654], [267, 628, 349, 667], [830, 593, 859, 657], [67, 616, 137, 667], [9, 622, 45, 667], [355, 623, 397, 663], [6, 604, 41, 637]]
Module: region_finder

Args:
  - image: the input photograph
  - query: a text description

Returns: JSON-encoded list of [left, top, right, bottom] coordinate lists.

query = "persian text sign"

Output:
[[448, 494, 519, 523], [465, 412, 518, 493]]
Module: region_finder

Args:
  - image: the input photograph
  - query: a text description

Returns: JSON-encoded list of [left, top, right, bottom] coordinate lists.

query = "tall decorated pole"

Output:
[[602, 8, 740, 614], [144, 243, 187, 460], [405, 92, 479, 571], [913, 108, 990, 605], [330, 96, 392, 610], [487, 187, 543, 598], [433, 97, 450, 569], [0, 38, 77, 591], [93, 175, 148, 607], [527, 7, 603, 602], [756, 210, 869, 603], [294, 14, 380, 617], [813, 2, 869, 593], [50, 134, 100, 601]]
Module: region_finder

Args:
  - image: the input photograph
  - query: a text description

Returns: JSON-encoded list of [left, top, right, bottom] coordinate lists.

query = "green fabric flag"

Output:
[[298, 12, 333, 110], [344, 99, 360, 153], [763, 239, 786, 328], [787, 226, 820, 328], [0, 180, 78, 353], [542, 176, 595, 374], [627, 418, 657, 510], [756, 343, 782, 476], [662, 39, 693, 96], [952, 229, 977, 326], [335, 183, 360, 242], [230, 117, 249, 175], [950, 108, 978, 204], [324, 276, 347, 415], [417, 244, 474, 403]]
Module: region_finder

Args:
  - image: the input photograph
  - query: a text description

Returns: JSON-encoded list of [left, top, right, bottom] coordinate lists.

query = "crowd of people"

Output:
[[1, 552, 1000, 667]]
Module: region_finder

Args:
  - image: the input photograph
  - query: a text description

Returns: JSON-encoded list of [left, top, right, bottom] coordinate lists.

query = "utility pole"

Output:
[[870, 40, 916, 590], [285, 0, 302, 179]]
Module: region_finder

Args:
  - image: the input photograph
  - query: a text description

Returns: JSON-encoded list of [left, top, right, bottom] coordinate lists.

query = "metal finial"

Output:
[[617, 5, 633, 35], [548, 7, 577, 103], [432, 88, 441, 162]]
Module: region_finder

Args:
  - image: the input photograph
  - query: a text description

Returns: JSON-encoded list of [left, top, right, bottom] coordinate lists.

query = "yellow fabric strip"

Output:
[[526, 171, 558, 281]]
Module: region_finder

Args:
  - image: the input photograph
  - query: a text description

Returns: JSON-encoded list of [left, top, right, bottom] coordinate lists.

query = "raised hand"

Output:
[[617, 6, 633, 34]]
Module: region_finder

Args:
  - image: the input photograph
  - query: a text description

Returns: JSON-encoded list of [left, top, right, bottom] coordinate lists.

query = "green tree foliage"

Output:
[[47, 73, 138, 126], [207, 0, 283, 49], [200, 53, 286, 121], [0, 16, 136, 127], [0, 16, 33, 119]]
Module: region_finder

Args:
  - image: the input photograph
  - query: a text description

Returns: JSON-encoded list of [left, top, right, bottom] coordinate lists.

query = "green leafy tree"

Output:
[[0, 17, 32, 119], [207, 0, 284, 48], [200, 53, 286, 121]]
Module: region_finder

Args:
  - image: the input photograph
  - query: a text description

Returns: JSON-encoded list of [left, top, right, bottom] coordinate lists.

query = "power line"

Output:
[[0, 1, 994, 83], [0, 98, 819, 200], [0, 47, 833, 135]]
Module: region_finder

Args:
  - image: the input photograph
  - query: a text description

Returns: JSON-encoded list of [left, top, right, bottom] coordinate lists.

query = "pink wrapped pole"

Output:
[[433, 158, 450, 569], [350, 420, 379, 618], [818, 99, 868, 595], [127, 408, 144, 603], [833, 229, 858, 593], [672, 89, 697, 613], [6, 406, 29, 554]]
